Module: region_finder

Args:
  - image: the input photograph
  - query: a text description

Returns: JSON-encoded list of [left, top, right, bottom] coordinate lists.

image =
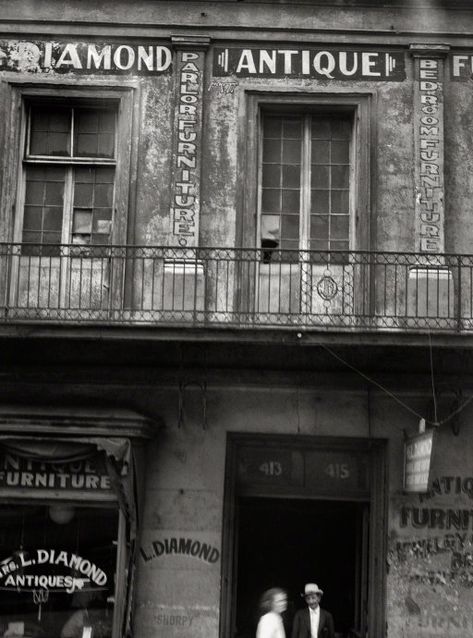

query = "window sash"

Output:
[[25, 106, 117, 163], [21, 165, 115, 253], [20, 104, 117, 253], [260, 113, 352, 256]]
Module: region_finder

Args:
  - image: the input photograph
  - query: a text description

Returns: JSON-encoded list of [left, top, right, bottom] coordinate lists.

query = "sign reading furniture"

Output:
[[0, 453, 112, 492]]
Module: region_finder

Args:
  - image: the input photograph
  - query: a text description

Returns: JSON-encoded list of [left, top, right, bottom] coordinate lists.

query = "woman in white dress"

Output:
[[256, 587, 287, 638]]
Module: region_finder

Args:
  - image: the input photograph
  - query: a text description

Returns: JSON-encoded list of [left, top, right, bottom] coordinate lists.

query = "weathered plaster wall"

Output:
[[132, 386, 402, 637], [130, 384, 473, 638], [444, 80, 473, 255], [138, 77, 174, 245], [1, 1, 472, 42], [200, 81, 239, 247], [376, 77, 415, 252], [387, 423, 473, 638], [1, 36, 471, 257], [135, 386, 370, 637], [0, 362, 469, 638]]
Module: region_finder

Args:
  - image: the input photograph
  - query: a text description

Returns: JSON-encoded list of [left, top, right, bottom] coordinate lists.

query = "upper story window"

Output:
[[21, 102, 117, 254], [260, 112, 352, 258]]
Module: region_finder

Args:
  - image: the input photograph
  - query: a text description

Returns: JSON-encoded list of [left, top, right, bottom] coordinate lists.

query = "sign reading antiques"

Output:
[[404, 430, 435, 493], [213, 47, 406, 80], [0, 453, 111, 492], [0, 40, 172, 74], [0, 549, 107, 593]]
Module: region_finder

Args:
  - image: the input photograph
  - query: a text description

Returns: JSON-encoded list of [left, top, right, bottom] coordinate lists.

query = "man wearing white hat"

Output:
[[291, 583, 335, 638]]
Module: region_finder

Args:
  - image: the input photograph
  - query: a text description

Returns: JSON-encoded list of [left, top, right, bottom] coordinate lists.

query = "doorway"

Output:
[[221, 434, 386, 638], [235, 497, 367, 638]]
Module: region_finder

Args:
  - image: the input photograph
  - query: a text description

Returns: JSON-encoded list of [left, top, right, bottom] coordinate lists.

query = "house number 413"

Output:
[[259, 461, 283, 476]]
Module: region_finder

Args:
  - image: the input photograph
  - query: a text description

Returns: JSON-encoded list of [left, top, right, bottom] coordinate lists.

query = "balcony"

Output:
[[0, 243, 472, 334]]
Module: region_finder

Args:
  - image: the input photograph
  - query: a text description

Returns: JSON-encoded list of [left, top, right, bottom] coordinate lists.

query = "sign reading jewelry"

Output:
[[213, 47, 406, 80]]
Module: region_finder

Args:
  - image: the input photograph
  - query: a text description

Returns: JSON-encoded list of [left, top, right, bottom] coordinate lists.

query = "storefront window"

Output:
[[0, 503, 118, 638]]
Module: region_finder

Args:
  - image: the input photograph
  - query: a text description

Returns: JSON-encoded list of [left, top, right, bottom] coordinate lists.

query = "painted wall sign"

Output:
[[403, 430, 434, 493], [156, 614, 193, 627], [389, 468, 473, 638], [213, 47, 406, 80], [140, 537, 220, 564], [0, 549, 107, 592], [412, 51, 446, 254], [0, 453, 111, 492], [170, 48, 206, 247], [451, 54, 473, 80], [0, 40, 172, 75]]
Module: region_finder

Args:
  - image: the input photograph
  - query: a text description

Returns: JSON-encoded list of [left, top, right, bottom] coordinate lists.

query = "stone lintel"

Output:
[[171, 35, 211, 50], [409, 43, 450, 57]]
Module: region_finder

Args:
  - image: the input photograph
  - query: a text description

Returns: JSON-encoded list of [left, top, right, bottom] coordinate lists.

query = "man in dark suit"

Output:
[[291, 583, 335, 638]]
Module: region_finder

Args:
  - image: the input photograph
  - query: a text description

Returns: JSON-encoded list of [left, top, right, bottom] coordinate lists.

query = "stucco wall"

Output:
[[1, 3, 473, 636], [387, 423, 473, 638]]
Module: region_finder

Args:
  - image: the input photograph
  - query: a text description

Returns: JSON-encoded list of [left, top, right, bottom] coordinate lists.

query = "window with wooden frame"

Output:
[[20, 101, 118, 256], [1, 87, 133, 313], [260, 112, 352, 258], [243, 94, 371, 259]]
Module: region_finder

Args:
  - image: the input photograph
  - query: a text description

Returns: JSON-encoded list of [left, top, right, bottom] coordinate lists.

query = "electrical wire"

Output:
[[318, 342, 425, 421], [317, 341, 473, 428], [436, 393, 473, 426], [428, 330, 438, 424]]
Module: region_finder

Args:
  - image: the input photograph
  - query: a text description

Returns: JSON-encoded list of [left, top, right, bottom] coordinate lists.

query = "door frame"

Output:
[[219, 433, 387, 638]]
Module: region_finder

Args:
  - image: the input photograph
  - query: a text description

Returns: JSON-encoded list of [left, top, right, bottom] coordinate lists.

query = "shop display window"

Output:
[[0, 503, 118, 638]]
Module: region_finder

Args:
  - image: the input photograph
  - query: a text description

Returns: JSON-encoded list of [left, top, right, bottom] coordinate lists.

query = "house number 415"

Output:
[[325, 463, 350, 479]]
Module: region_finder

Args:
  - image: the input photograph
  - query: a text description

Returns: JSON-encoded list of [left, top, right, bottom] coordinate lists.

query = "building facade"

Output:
[[0, 1, 473, 637]]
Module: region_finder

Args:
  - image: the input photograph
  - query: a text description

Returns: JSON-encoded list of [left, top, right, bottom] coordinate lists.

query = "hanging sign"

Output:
[[213, 47, 406, 80], [404, 430, 435, 493], [0, 453, 112, 492], [0, 40, 172, 75], [0, 549, 107, 593]]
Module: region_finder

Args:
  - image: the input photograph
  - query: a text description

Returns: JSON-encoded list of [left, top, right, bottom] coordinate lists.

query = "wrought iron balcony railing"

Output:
[[0, 243, 472, 333]]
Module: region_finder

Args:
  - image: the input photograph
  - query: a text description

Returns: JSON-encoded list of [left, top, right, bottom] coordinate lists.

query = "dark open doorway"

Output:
[[235, 496, 367, 638]]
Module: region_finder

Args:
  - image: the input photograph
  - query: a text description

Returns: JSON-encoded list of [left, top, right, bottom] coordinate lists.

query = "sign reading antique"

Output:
[[404, 430, 434, 493], [213, 47, 406, 80], [0, 549, 107, 593], [0, 453, 111, 492], [0, 40, 172, 74]]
